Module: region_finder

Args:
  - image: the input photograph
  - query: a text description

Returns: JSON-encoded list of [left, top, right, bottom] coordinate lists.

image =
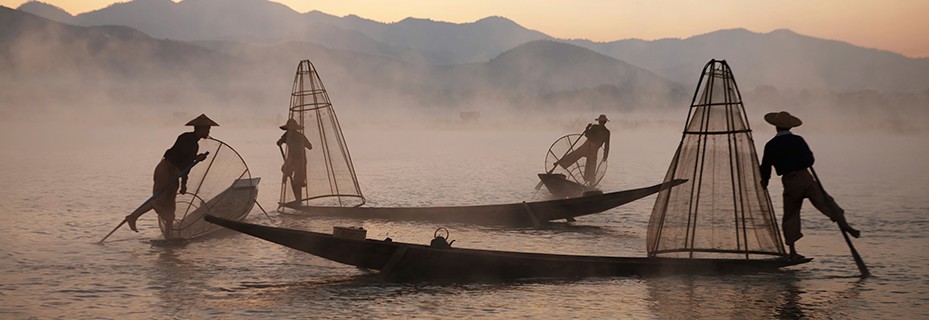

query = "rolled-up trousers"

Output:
[[781, 169, 844, 245]]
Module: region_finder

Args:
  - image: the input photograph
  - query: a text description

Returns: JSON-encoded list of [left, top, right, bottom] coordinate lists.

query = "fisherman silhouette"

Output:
[[555, 114, 611, 185], [277, 119, 313, 203], [126, 114, 216, 238], [759, 111, 860, 260]]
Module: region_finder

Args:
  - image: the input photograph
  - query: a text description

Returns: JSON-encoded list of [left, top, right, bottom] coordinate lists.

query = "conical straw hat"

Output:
[[185, 114, 219, 126], [279, 118, 303, 130], [764, 111, 801, 128]]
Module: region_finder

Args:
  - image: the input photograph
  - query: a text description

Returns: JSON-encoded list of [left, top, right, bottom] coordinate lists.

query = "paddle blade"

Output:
[[98, 219, 127, 243], [842, 230, 871, 277]]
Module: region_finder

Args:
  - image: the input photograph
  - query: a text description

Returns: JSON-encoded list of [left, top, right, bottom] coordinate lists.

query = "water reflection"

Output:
[[644, 272, 804, 319], [152, 248, 196, 317], [644, 270, 877, 319], [775, 272, 806, 319]]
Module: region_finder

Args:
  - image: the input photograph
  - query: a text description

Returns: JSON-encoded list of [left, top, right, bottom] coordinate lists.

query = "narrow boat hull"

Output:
[[205, 216, 812, 282], [281, 180, 686, 226]]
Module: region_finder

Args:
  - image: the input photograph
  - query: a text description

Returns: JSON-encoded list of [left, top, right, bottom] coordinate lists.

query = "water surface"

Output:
[[1, 122, 926, 319]]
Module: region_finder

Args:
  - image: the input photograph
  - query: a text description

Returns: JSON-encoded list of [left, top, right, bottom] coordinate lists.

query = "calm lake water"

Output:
[[1, 119, 927, 319]]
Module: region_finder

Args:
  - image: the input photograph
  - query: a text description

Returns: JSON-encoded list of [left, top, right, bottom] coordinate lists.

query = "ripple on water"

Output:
[[1, 128, 928, 318]]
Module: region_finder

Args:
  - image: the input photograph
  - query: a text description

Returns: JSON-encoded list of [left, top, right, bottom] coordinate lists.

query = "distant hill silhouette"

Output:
[[0, 6, 232, 77], [15, 1, 72, 23], [346, 16, 551, 65], [5, 3, 929, 131], [17, 0, 928, 94], [454, 40, 684, 109], [0, 7, 683, 117], [568, 28, 929, 92], [17, 0, 548, 65], [0, 6, 239, 113]]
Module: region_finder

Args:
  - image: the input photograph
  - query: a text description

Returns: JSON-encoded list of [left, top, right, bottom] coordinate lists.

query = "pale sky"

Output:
[[4, 0, 928, 58]]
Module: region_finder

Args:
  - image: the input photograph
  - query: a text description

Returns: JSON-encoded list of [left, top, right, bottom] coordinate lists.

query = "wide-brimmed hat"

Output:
[[185, 114, 219, 127], [764, 111, 802, 128], [595, 114, 609, 122], [279, 118, 303, 130]]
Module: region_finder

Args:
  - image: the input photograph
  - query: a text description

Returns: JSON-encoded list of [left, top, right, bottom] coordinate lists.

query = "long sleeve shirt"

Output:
[[163, 132, 200, 183], [585, 124, 611, 159], [759, 131, 814, 183], [277, 131, 313, 155]]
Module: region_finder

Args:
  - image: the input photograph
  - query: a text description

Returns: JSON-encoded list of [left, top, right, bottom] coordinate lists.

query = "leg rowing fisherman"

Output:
[[125, 114, 218, 239], [759, 111, 860, 261]]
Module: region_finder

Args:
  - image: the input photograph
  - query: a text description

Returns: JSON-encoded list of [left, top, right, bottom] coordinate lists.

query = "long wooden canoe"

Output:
[[280, 179, 687, 226], [205, 215, 812, 282]]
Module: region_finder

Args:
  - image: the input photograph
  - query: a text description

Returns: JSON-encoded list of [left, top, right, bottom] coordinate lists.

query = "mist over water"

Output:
[[1, 110, 927, 318], [2, 4, 928, 317]]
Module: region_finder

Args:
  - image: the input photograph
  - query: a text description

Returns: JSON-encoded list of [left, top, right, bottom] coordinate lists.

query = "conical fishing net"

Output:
[[278, 60, 365, 211], [162, 137, 257, 239], [647, 60, 786, 259]]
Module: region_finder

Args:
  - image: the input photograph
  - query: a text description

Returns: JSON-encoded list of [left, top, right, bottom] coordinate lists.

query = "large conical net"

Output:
[[544, 133, 607, 188], [162, 137, 257, 239], [647, 60, 786, 259], [278, 60, 365, 211]]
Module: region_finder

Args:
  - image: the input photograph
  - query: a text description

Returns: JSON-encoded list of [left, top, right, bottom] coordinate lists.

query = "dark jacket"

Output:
[[760, 132, 814, 184], [585, 124, 611, 158], [163, 132, 200, 182]]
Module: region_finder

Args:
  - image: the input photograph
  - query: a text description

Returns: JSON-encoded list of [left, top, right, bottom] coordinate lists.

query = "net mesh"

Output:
[[279, 60, 365, 210], [647, 60, 785, 259], [544, 133, 607, 188], [161, 137, 256, 239]]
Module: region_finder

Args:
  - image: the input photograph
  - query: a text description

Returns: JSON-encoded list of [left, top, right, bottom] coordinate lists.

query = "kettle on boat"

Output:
[[430, 227, 455, 249]]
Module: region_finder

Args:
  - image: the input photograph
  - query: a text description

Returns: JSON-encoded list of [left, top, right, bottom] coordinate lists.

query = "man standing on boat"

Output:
[[277, 118, 313, 204], [555, 114, 611, 185], [126, 114, 217, 238], [759, 111, 860, 260]]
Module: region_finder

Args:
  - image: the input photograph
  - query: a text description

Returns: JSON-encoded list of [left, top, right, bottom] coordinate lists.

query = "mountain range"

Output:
[[4, 0, 929, 125], [0, 5, 682, 117], [16, 0, 929, 93]]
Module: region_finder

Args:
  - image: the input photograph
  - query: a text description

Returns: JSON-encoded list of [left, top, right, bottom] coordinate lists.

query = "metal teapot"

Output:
[[430, 227, 455, 248]]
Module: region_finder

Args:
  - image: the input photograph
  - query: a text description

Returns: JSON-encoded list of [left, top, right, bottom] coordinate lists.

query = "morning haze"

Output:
[[2, 1, 929, 319], [3, 1, 929, 133]]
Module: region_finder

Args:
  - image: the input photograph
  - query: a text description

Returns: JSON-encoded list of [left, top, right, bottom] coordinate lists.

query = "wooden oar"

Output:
[[98, 152, 208, 244], [810, 167, 871, 277], [535, 125, 591, 190]]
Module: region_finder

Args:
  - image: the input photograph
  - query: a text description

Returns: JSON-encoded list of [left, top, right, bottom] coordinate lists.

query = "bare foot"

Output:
[[126, 215, 139, 232]]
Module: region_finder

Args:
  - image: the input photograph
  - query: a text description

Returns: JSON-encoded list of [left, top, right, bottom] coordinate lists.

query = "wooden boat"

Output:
[[537, 173, 599, 198], [281, 179, 687, 226], [205, 60, 816, 282], [205, 215, 811, 281]]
